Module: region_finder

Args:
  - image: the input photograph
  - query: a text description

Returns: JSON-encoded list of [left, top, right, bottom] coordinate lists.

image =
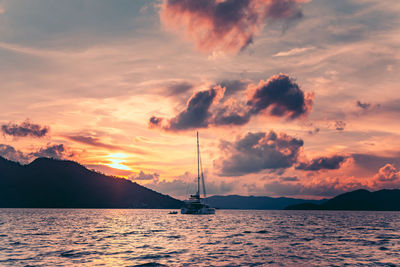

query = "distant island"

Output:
[[0, 156, 183, 208], [285, 189, 400, 211], [2, 156, 399, 211], [206, 195, 326, 210]]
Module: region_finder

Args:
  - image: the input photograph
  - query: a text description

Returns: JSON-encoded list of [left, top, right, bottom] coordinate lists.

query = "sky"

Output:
[[1, 0, 400, 199]]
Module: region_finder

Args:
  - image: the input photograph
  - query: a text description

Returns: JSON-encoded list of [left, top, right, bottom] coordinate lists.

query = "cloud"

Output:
[[273, 46, 315, 57], [130, 170, 160, 181], [247, 74, 313, 119], [160, 0, 309, 53], [218, 79, 249, 97], [30, 144, 67, 159], [212, 103, 251, 126], [280, 176, 299, 182], [356, 100, 371, 110], [166, 81, 193, 96], [149, 86, 223, 130], [296, 155, 348, 171], [214, 131, 303, 176], [352, 153, 400, 173], [0, 144, 30, 163], [66, 135, 124, 151], [334, 120, 346, 131], [150, 74, 312, 131], [149, 116, 163, 128], [144, 175, 235, 198], [374, 164, 400, 182], [1, 119, 49, 138], [307, 127, 320, 135], [0, 143, 69, 164], [370, 164, 400, 189]]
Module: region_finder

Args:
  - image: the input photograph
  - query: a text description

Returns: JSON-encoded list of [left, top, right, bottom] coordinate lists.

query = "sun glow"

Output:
[[105, 153, 131, 171]]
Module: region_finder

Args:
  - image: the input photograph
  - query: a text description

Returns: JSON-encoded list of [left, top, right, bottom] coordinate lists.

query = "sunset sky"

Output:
[[1, 0, 400, 199]]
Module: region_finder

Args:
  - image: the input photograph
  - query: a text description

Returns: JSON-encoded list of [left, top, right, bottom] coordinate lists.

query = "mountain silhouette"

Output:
[[285, 189, 400, 211], [205, 195, 326, 210], [0, 156, 183, 208]]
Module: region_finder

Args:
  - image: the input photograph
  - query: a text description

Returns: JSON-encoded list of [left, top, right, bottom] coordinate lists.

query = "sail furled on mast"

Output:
[[200, 149, 206, 198], [196, 131, 200, 197]]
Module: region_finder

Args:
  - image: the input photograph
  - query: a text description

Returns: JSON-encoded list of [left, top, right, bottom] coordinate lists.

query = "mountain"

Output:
[[285, 189, 400, 211], [205, 195, 326, 210], [0, 156, 183, 208]]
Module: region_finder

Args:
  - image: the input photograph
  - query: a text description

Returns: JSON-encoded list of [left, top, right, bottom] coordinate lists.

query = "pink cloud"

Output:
[[160, 0, 310, 53], [371, 164, 400, 189]]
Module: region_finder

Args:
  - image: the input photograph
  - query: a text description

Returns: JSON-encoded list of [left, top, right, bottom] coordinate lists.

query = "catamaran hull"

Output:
[[181, 207, 215, 214]]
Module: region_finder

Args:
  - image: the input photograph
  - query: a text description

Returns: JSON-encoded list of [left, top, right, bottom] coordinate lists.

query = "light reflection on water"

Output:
[[0, 209, 399, 266]]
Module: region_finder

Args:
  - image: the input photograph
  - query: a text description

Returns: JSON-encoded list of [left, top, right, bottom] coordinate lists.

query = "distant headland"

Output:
[[285, 189, 400, 211], [0, 156, 183, 208]]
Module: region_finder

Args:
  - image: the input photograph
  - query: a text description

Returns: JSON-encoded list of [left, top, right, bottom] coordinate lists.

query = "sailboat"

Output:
[[181, 132, 215, 215]]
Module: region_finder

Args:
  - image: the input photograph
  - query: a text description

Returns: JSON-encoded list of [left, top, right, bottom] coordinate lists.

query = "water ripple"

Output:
[[0, 209, 399, 266]]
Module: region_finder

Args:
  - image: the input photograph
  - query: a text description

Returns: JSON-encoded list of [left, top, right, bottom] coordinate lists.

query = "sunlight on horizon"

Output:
[[105, 153, 131, 171]]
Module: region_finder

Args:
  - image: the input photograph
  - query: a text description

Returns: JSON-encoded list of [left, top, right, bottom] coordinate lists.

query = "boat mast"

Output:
[[196, 131, 200, 198]]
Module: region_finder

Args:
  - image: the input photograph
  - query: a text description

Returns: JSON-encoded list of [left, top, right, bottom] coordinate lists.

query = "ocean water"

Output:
[[0, 209, 399, 266]]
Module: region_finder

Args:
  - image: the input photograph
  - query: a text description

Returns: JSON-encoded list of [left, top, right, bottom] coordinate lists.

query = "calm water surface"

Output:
[[0, 209, 399, 266]]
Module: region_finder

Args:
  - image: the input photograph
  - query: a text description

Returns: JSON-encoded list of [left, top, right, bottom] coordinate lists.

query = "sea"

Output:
[[0, 209, 399, 266]]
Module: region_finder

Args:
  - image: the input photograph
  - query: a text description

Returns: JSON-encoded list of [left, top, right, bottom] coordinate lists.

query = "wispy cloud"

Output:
[[273, 46, 315, 57]]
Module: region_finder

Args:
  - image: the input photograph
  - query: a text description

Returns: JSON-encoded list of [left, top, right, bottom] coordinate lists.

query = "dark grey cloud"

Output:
[[0, 144, 30, 163], [168, 88, 217, 129], [356, 100, 371, 110], [149, 116, 163, 128], [30, 144, 66, 159], [1, 120, 49, 138], [218, 80, 249, 97], [161, 0, 307, 52], [215, 131, 303, 176], [149, 88, 218, 131], [212, 106, 251, 126], [296, 155, 348, 171], [280, 176, 299, 182], [247, 74, 313, 119], [334, 120, 346, 131], [149, 74, 312, 131], [0, 143, 69, 164]]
